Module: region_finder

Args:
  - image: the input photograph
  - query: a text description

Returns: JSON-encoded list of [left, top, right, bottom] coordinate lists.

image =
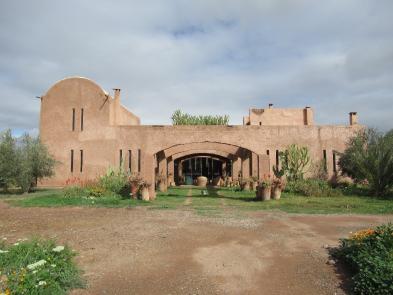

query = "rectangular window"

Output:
[[72, 108, 75, 131], [138, 149, 141, 172], [80, 150, 83, 173], [128, 150, 132, 171], [323, 149, 327, 172], [275, 150, 279, 167], [119, 149, 123, 167], [266, 150, 270, 155], [80, 108, 84, 131], [333, 151, 337, 173], [70, 150, 74, 172]]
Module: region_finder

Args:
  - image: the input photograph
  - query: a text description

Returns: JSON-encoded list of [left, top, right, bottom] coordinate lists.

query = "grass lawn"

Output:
[[2, 186, 393, 215]]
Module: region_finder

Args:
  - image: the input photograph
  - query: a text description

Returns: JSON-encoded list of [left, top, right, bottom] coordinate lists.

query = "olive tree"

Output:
[[0, 129, 19, 190], [338, 128, 393, 196]]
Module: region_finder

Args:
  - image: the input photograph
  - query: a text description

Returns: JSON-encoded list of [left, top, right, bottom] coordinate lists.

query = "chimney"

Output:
[[349, 112, 358, 126], [268, 103, 273, 109], [304, 106, 313, 125], [113, 88, 121, 101]]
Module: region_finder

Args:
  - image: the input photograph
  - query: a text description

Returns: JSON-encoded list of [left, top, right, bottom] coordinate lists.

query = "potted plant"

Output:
[[156, 173, 167, 192], [241, 178, 251, 191], [257, 175, 271, 201], [139, 181, 151, 201], [271, 165, 285, 200], [197, 176, 208, 187], [250, 176, 259, 191], [128, 172, 142, 199]]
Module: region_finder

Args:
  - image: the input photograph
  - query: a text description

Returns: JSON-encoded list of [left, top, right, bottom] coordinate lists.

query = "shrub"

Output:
[[0, 238, 83, 294], [339, 128, 393, 196], [284, 179, 342, 197], [99, 167, 128, 195], [171, 109, 229, 125], [332, 223, 393, 295], [279, 144, 310, 181], [63, 186, 87, 198]]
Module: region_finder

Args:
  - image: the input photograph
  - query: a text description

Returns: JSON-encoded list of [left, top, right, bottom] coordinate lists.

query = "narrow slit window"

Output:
[[72, 108, 75, 131], [333, 151, 337, 173], [128, 150, 132, 171], [81, 108, 84, 131], [80, 150, 83, 173], [119, 149, 123, 167], [70, 150, 74, 173], [266, 150, 270, 155], [323, 150, 327, 172], [275, 150, 279, 167], [138, 149, 141, 172]]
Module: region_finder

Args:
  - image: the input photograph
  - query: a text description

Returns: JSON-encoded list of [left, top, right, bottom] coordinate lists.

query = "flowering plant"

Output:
[[259, 174, 271, 188]]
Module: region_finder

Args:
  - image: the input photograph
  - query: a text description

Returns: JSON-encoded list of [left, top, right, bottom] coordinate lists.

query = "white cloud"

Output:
[[0, 0, 392, 130]]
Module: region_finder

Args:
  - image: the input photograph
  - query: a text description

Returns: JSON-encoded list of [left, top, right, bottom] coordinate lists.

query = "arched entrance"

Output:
[[174, 153, 232, 185]]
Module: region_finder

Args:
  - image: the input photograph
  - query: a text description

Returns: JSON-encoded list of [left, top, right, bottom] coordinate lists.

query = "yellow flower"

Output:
[[350, 228, 375, 241]]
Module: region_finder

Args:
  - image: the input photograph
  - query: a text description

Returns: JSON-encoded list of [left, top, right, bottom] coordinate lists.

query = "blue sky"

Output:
[[1, 0, 393, 135]]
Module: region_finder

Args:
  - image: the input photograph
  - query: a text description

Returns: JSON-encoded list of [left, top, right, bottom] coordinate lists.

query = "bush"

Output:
[[0, 238, 83, 294], [99, 167, 128, 195], [171, 109, 229, 125], [332, 223, 393, 295], [284, 179, 342, 197], [279, 144, 310, 181], [339, 128, 393, 196]]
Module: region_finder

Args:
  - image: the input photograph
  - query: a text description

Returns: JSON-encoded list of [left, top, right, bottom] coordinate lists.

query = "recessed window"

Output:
[[323, 150, 327, 172], [128, 150, 132, 171], [333, 151, 337, 173], [275, 150, 279, 167], [80, 150, 83, 173], [138, 149, 141, 172], [119, 149, 123, 167], [81, 108, 84, 131], [72, 108, 75, 131], [70, 150, 74, 172]]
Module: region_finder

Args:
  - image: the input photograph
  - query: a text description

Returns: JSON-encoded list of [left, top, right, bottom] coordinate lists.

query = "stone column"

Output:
[[251, 152, 258, 178], [140, 151, 156, 200], [258, 154, 270, 180], [222, 161, 227, 177], [232, 157, 241, 180], [167, 157, 174, 185], [242, 155, 250, 179]]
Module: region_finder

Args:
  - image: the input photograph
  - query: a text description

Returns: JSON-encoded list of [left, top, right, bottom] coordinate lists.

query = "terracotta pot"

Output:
[[242, 182, 250, 191], [212, 176, 222, 186], [271, 187, 281, 200], [197, 176, 208, 187], [260, 187, 272, 201], [158, 181, 167, 192], [140, 187, 150, 201], [130, 183, 138, 199], [252, 181, 258, 191]]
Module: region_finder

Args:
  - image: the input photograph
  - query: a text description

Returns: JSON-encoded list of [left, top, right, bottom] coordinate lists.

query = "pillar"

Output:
[[251, 152, 258, 178], [222, 161, 227, 177], [258, 154, 270, 180], [167, 157, 174, 185], [242, 154, 250, 179], [140, 151, 156, 200], [232, 157, 241, 180]]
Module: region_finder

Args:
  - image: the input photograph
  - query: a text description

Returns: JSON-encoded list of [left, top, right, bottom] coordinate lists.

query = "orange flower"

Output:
[[350, 228, 375, 241]]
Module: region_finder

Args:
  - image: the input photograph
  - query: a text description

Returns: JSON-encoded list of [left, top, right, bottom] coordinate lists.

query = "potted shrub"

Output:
[[257, 175, 271, 201], [272, 165, 285, 200], [139, 181, 151, 201], [197, 176, 208, 187], [129, 172, 142, 199], [156, 173, 167, 192], [271, 178, 285, 200], [241, 178, 251, 191], [250, 176, 259, 191]]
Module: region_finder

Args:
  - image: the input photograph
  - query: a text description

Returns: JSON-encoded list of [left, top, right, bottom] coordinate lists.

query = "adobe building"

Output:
[[39, 77, 361, 197]]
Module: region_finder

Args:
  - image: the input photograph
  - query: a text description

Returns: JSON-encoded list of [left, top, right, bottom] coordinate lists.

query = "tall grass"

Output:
[[171, 109, 229, 125]]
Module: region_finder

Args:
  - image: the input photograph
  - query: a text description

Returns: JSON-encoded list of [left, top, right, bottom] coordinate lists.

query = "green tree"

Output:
[[279, 144, 310, 181], [16, 134, 56, 192], [0, 129, 19, 190], [339, 128, 393, 196]]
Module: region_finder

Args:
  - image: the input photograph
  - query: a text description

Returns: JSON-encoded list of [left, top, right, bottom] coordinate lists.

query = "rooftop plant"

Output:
[[171, 109, 229, 125]]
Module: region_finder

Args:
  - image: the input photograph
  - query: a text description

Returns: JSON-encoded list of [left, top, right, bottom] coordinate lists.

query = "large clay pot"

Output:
[[252, 181, 258, 191], [130, 182, 138, 199], [140, 187, 150, 201], [197, 176, 208, 187], [271, 187, 281, 200], [158, 181, 167, 192], [241, 182, 250, 191], [261, 187, 271, 201], [213, 176, 222, 186]]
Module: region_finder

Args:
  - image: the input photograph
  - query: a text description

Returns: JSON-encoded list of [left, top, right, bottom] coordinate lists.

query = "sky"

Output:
[[0, 0, 392, 136]]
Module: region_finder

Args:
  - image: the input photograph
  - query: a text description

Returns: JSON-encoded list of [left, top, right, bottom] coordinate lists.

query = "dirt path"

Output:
[[183, 189, 193, 205], [0, 200, 391, 294]]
